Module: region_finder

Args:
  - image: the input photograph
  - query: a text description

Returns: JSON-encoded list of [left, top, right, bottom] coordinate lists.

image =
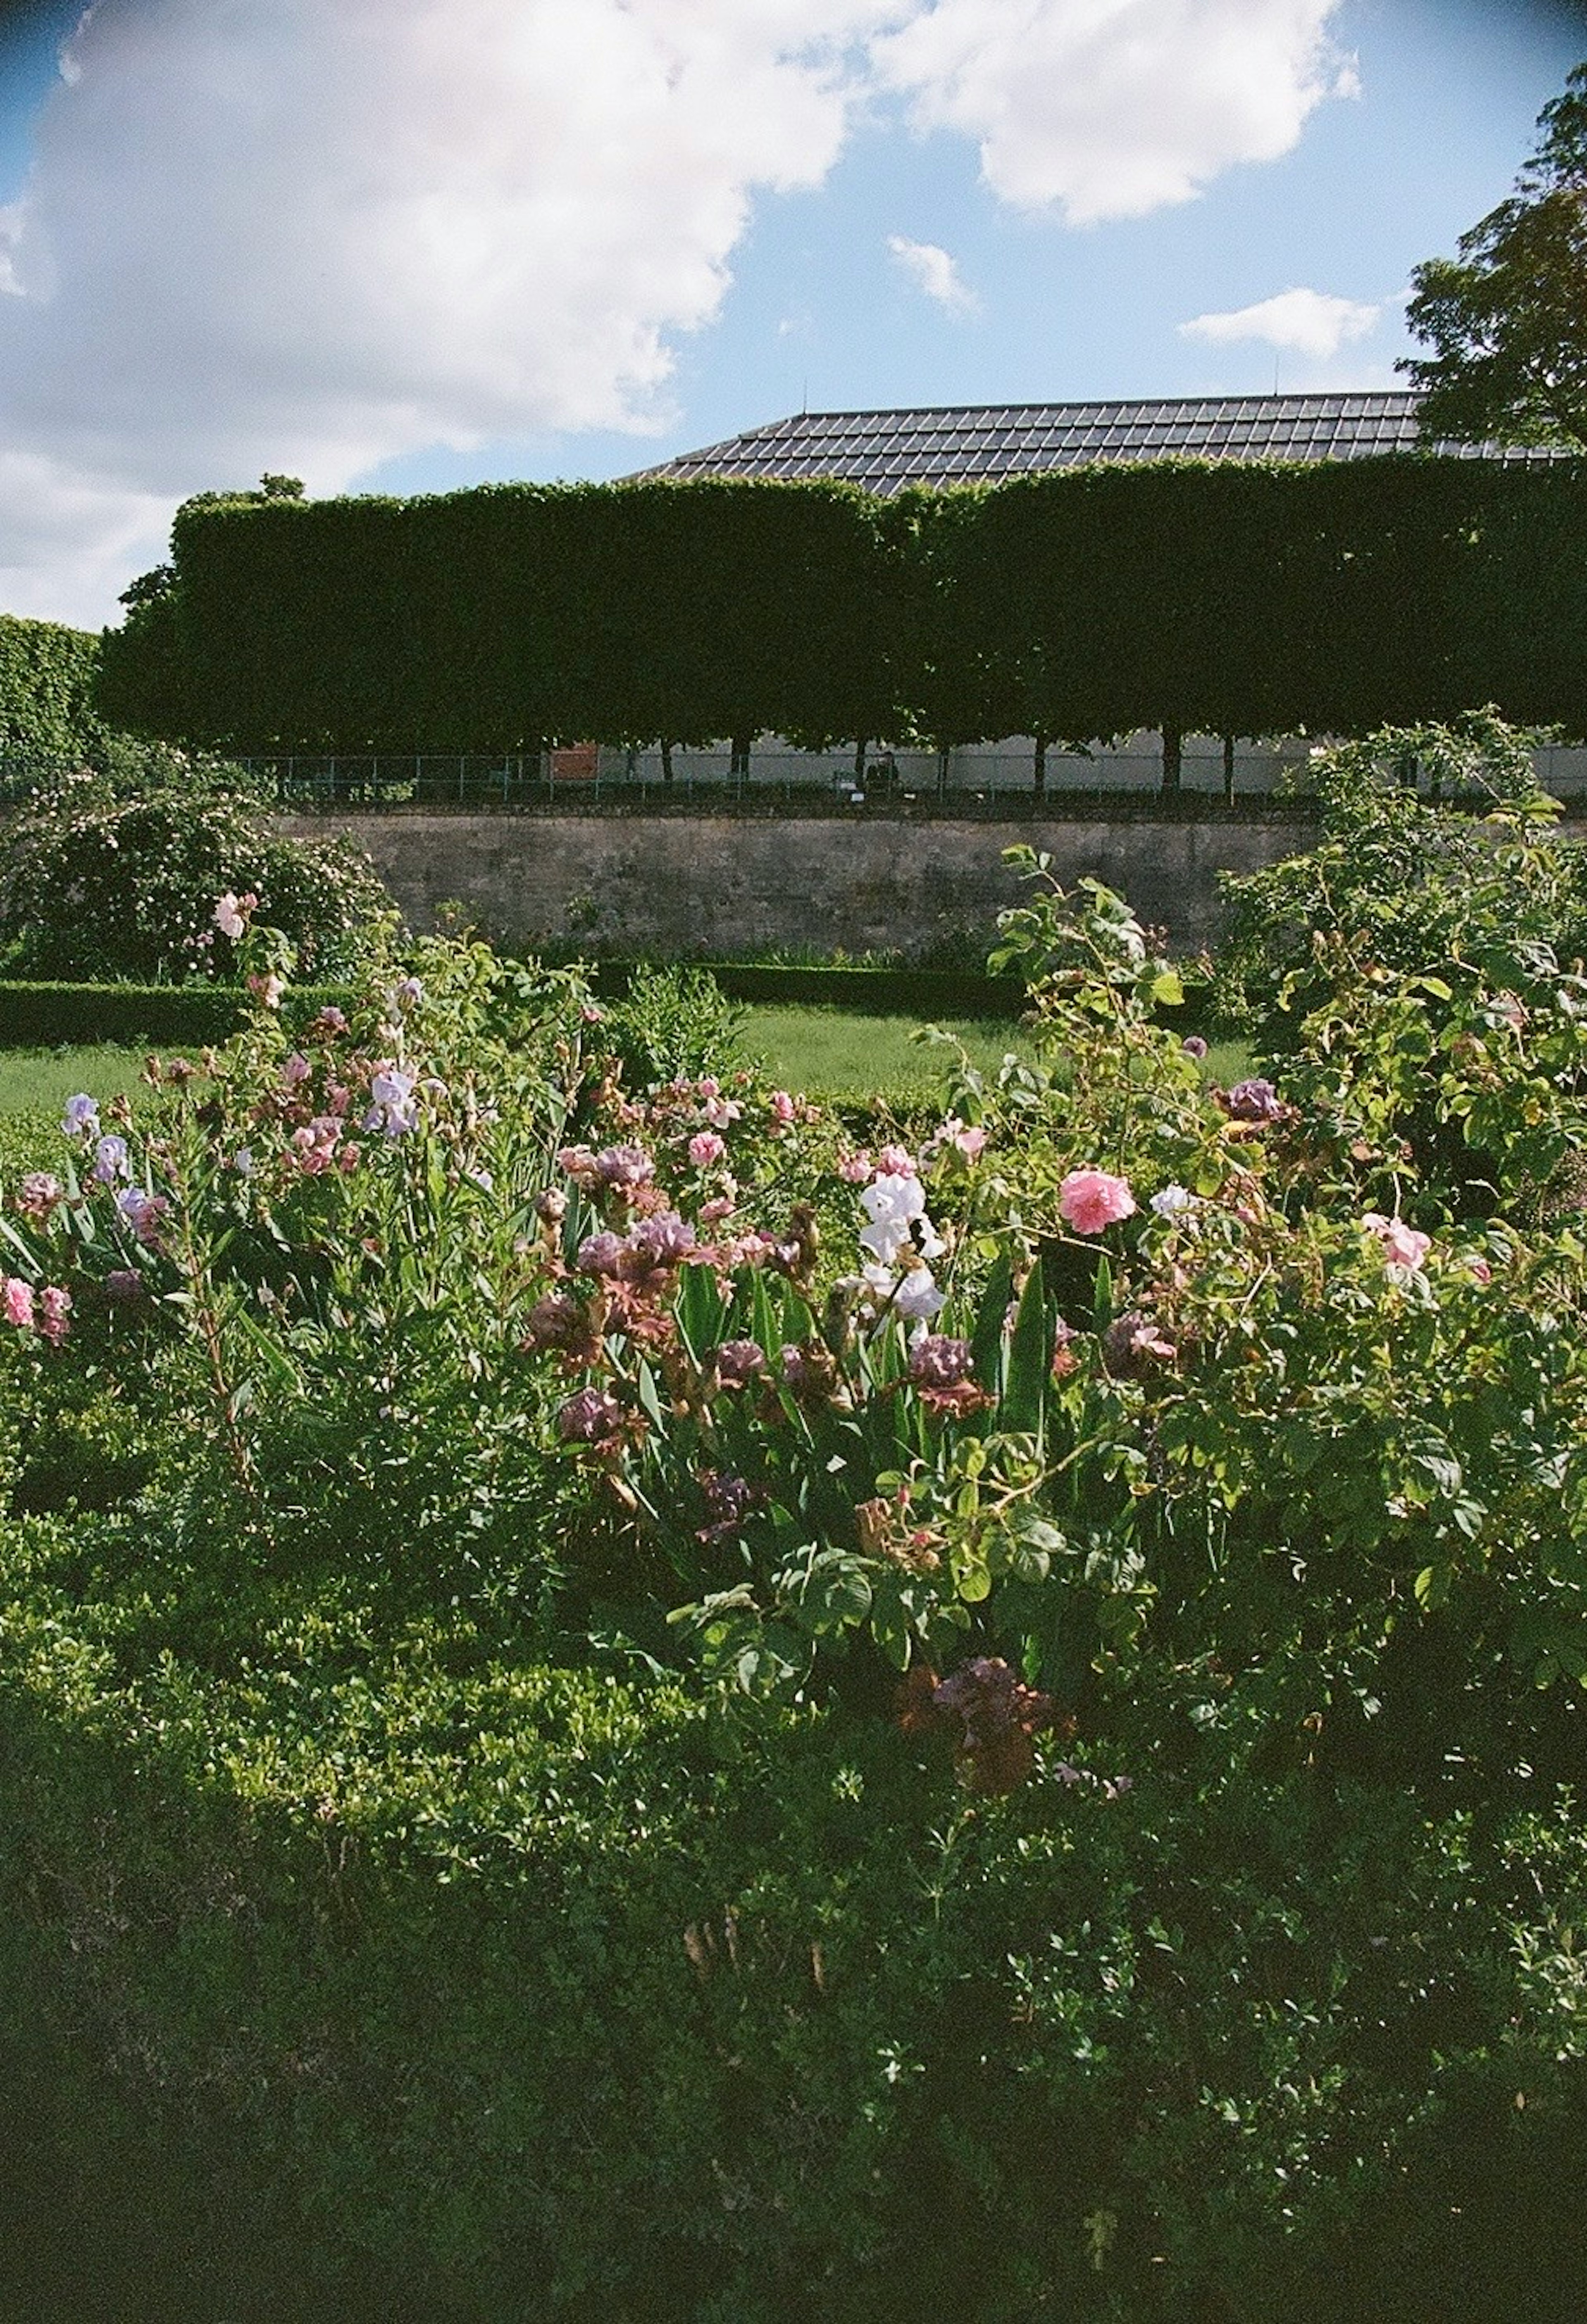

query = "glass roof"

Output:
[[635, 394, 1564, 492]]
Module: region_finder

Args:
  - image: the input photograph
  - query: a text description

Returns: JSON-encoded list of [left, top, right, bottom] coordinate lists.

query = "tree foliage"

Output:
[[98, 457, 1587, 757], [1403, 60, 1587, 448], [0, 614, 104, 760]]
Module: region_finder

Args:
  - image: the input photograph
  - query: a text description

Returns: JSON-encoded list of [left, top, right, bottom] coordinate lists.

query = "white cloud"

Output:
[[1180, 284, 1382, 359], [0, 0, 1365, 624], [886, 233, 978, 313], [0, 0, 895, 623], [871, 0, 1356, 223]]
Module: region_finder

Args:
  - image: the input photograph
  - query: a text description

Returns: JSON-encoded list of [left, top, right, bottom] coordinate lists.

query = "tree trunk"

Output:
[[853, 737, 868, 783], [1222, 734, 1236, 806], [1161, 725, 1182, 794], [660, 739, 674, 786], [1032, 734, 1048, 798]]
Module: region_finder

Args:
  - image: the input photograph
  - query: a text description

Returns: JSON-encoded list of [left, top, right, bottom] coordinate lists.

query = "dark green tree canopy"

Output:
[[1402, 60, 1587, 448]]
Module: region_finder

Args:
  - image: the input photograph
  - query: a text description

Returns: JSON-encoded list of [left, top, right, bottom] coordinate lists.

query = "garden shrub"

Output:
[[0, 757, 1583, 2315], [0, 759, 389, 984], [598, 961, 749, 1089], [1214, 707, 1587, 1041]]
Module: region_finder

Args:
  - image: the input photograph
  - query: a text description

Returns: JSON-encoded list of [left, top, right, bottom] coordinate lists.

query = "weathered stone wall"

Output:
[[279, 808, 1317, 957]]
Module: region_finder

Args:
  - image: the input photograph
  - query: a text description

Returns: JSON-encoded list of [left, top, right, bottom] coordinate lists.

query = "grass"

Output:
[[739, 1008, 1035, 1099], [739, 1005, 1253, 1102], [0, 1025, 1258, 1141], [0, 1044, 151, 1119]]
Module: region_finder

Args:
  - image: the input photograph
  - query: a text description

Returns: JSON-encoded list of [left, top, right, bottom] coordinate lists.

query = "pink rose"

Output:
[[876, 1144, 915, 1178], [688, 1131, 726, 1167], [836, 1151, 872, 1185], [3, 1277, 35, 1330], [38, 1285, 71, 1347], [1362, 1213, 1431, 1271], [768, 1091, 797, 1125], [1058, 1169, 1137, 1235], [1468, 1255, 1492, 1285]]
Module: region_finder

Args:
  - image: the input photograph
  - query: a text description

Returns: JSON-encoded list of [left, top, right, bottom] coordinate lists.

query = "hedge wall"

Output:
[[98, 457, 1587, 755], [0, 614, 103, 761], [0, 981, 354, 1049]]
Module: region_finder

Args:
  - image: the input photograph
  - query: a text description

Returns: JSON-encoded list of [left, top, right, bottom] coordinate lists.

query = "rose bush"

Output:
[[0, 755, 388, 982]]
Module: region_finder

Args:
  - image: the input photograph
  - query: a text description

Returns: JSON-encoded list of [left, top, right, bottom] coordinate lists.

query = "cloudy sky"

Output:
[[0, 0, 1582, 628]]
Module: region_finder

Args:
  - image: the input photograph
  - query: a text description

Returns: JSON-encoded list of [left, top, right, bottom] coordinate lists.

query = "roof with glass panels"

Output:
[[636, 392, 1563, 493]]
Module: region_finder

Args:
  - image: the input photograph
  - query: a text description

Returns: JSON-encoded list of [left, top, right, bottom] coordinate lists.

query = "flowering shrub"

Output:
[[1215, 709, 1587, 1041], [0, 762, 389, 982]]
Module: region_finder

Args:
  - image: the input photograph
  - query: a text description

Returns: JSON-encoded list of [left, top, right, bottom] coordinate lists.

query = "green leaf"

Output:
[[1003, 1257, 1048, 1437], [676, 1262, 725, 1363], [635, 1358, 665, 1430], [970, 1256, 1013, 1391]]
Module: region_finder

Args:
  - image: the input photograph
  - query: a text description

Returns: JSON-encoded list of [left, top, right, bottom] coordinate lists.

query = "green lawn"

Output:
[[0, 1023, 1255, 1130], [739, 1005, 1252, 1102], [0, 1044, 151, 1120], [739, 1007, 1035, 1099]]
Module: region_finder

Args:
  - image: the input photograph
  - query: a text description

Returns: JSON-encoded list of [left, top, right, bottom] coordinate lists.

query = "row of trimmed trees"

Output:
[[98, 458, 1587, 771]]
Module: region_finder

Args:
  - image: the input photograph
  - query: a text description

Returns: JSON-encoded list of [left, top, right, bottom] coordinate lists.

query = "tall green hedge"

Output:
[[98, 457, 1587, 754], [0, 614, 103, 760]]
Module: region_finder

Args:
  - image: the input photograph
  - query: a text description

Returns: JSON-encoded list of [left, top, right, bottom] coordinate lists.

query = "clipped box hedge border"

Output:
[[0, 980, 356, 1050]]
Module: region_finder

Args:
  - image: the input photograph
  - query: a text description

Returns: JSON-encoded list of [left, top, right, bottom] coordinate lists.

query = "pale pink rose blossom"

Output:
[[768, 1091, 797, 1126], [1059, 1169, 1137, 1234], [935, 1118, 988, 1161], [837, 1151, 872, 1184], [876, 1144, 915, 1178], [16, 1173, 64, 1223], [281, 1051, 312, 1087], [688, 1131, 726, 1167], [214, 893, 246, 941], [3, 1277, 35, 1329], [1362, 1213, 1430, 1271]]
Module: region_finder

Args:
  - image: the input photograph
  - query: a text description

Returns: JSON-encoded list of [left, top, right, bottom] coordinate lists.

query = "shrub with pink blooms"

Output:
[[0, 759, 388, 982]]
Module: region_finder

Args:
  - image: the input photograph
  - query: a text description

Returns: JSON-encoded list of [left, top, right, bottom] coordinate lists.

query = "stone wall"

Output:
[[280, 807, 1318, 958]]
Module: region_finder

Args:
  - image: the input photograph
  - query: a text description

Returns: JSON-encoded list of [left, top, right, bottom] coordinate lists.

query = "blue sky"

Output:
[[0, 0, 1582, 623]]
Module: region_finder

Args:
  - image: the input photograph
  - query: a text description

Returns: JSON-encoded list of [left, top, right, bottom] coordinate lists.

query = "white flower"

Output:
[[862, 1258, 945, 1324], [894, 1263, 946, 1323], [1151, 1184, 1196, 1216], [214, 892, 246, 941], [860, 1170, 945, 1264]]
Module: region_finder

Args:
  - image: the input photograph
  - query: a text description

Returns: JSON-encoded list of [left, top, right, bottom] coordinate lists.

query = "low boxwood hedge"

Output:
[[0, 980, 355, 1049]]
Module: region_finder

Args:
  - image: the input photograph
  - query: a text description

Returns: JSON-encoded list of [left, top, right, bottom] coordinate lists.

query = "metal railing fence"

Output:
[[3, 739, 1584, 811]]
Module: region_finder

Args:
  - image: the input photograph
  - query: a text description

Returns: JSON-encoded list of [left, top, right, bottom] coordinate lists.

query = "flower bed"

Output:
[[0, 729, 1585, 2315]]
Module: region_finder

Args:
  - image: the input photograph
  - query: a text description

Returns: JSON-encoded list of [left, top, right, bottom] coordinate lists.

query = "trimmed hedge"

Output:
[[0, 614, 103, 761], [99, 457, 1587, 756], [0, 980, 354, 1049], [591, 959, 1028, 1018]]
